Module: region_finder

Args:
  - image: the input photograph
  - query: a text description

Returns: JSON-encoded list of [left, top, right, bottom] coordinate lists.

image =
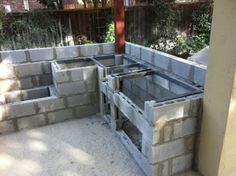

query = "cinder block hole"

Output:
[[118, 110, 142, 151], [92, 54, 148, 76], [56, 58, 95, 69], [1, 86, 51, 104], [93, 55, 136, 67], [102, 93, 112, 123], [117, 72, 201, 110]]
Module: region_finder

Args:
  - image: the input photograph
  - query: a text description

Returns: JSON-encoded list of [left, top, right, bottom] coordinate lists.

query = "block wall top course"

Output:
[[125, 42, 206, 86], [0, 43, 115, 65]]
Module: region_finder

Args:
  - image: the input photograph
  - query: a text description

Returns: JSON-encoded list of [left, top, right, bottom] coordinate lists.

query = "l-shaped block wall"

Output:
[[0, 42, 206, 176]]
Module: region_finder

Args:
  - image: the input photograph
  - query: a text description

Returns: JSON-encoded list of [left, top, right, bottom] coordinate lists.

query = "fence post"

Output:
[[114, 0, 125, 54]]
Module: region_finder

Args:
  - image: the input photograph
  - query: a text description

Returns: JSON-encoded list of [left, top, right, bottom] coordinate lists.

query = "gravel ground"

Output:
[[0, 115, 144, 176]]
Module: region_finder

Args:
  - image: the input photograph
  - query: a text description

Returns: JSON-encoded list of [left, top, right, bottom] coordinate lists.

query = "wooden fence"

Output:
[[3, 2, 209, 50]]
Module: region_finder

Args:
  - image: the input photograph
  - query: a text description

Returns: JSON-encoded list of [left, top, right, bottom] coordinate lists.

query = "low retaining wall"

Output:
[[125, 42, 207, 87], [0, 43, 115, 134]]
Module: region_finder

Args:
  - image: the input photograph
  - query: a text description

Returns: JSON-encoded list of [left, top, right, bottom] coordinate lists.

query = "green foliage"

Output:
[[173, 2, 212, 57], [149, 0, 179, 52], [192, 2, 212, 43], [174, 34, 209, 56], [103, 18, 115, 43], [0, 9, 69, 50]]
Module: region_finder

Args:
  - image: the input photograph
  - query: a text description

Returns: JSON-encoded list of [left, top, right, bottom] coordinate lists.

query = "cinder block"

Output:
[[83, 66, 97, 81], [14, 62, 43, 77], [42, 62, 52, 74], [172, 154, 193, 174], [57, 82, 86, 96], [141, 47, 154, 64], [48, 109, 73, 124], [162, 161, 169, 176], [8, 102, 36, 118], [17, 114, 46, 130], [75, 104, 99, 118], [54, 71, 70, 83], [102, 43, 115, 55], [193, 65, 206, 86], [22, 87, 48, 100], [153, 51, 170, 70], [40, 74, 53, 86], [0, 120, 15, 134], [55, 46, 79, 59], [0, 64, 15, 79], [171, 59, 193, 80], [125, 42, 131, 55], [130, 44, 141, 59], [67, 94, 91, 107], [173, 118, 197, 139], [36, 97, 65, 113], [18, 78, 33, 89], [163, 125, 172, 142], [152, 139, 185, 163], [29, 48, 54, 62], [31, 76, 41, 87], [70, 69, 83, 81], [85, 80, 98, 92], [1, 50, 26, 64], [151, 100, 191, 124], [80, 44, 101, 57]]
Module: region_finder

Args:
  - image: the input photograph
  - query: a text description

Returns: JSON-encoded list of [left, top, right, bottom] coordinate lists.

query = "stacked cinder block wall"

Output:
[[0, 43, 115, 134], [102, 42, 206, 175], [125, 42, 206, 87]]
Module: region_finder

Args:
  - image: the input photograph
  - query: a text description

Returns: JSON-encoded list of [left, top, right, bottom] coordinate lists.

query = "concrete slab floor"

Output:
[[0, 114, 200, 176]]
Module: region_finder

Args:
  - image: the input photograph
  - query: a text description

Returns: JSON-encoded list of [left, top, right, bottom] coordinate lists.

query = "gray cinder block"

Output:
[[54, 71, 70, 83], [173, 117, 197, 139], [125, 42, 131, 55], [67, 94, 91, 107], [48, 109, 73, 124], [80, 44, 101, 57], [172, 154, 193, 175], [8, 102, 36, 118], [14, 62, 43, 77], [194, 65, 206, 86], [130, 44, 141, 59], [1, 50, 26, 64], [17, 114, 46, 130], [102, 43, 115, 55], [36, 97, 65, 113], [152, 138, 185, 163], [57, 82, 86, 96], [29, 48, 54, 62], [171, 59, 193, 80], [70, 69, 83, 81], [141, 47, 154, 64], [153, 51, 170, 70], [55, 46, 79, 59]]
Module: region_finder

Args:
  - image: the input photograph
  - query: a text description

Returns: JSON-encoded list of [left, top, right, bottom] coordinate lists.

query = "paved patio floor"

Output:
[[0, 114, 200, 176]]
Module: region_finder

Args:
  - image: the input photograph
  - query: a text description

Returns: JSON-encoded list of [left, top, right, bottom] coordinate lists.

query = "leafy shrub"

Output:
[[103, 17, 115, 43], [173, 2, 212, 57], [0, 9, 69, 50], [148, 0, 179, 52]]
